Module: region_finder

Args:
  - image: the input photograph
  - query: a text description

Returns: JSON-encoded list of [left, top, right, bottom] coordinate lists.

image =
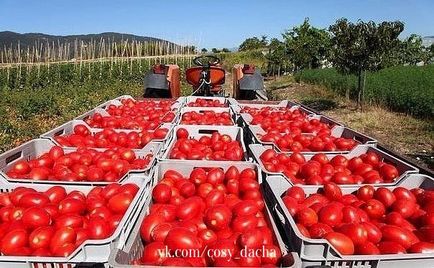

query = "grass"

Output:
[[267, 75, 434, 169]]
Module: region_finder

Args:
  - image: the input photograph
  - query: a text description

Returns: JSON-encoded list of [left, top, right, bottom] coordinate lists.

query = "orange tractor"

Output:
[[143, 55, 266, 100]]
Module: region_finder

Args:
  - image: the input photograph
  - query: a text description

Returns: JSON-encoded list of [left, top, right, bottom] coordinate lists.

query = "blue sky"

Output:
[[1, 0, 433, 48]]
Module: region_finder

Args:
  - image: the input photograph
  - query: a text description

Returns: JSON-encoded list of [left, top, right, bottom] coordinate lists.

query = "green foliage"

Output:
[[218, 51, 267, 72], [238, 36, 268, 51], [294, 66, 434, 118], [283, 18, 331, 70], [265, 38, 291, 75], [328, 18, 404, 106]]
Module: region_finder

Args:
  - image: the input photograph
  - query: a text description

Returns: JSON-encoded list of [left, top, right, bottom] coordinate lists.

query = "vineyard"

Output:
[[294, 65, 434, 118]]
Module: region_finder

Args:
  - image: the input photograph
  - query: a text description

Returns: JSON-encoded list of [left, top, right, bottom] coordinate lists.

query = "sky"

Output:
[[1, 0, 433, 49]]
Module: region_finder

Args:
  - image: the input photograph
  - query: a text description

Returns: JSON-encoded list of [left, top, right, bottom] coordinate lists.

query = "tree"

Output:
[[283, 18, 331, 70], [221, 48, 230, 53], [239, 36, 268, 51], [211, 48, 220, 53], [266, 38, 289, 76], [201, 48, 208, 53], [400, 34, 427, 65], [329, 18, 404, 108]]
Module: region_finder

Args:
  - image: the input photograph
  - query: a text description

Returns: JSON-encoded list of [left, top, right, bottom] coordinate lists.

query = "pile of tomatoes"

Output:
[[181, 111, 233, 126], [0, 183, 138, 257], [260, 149, 400, 185], [84, 111, 176, 130], [137, 166, 283, 266], [187, 98, 227, 107], [169, 128, 244, 161], [260, 131, 358, 152], [6, 146, 151, 182], [113, 98, 176, 111], [53, 124, 169, 150], [283, 183, 434, 255], [241, 107, 334, 133]]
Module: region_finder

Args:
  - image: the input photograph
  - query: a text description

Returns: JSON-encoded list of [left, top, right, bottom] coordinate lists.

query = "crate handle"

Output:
[[6, 151, 22, 165], [198, 129, 218, 135], [273, 204, 287, 226], [53, 129, 65, 137]]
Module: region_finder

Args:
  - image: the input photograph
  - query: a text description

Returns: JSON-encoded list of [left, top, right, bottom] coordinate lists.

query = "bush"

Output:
[[294, 65, 434, 118]]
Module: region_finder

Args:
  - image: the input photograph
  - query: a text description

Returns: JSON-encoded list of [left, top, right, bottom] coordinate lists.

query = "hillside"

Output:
[[0, 31, 170, 48]]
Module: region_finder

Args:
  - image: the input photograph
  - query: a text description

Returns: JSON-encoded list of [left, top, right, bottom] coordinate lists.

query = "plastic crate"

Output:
[[249, 144, 419, 187], [250, 143, 419, 187], [179, 107, 236, 126], [108, 162, 302, 268], [41, 120, 175, 150], [248, 125, 377, 154], [237, 111, 340, 131], [75, 107, 178, 129], [231, 99, 307, 114], [96, 97, 182, 111], [263, 174, 434, 267], [160, 125, 247, 161], [0, 172, 151, 267], [185, 96, 229, 107], [0, 138, 161, 185]]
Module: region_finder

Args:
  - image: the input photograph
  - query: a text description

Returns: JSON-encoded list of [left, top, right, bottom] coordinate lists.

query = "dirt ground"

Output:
[[265, 76, 434, 170]]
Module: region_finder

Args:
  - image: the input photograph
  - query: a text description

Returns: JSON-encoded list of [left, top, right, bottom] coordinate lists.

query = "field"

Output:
[[0, 56, 195, 151], [294, 66, 434, 118]]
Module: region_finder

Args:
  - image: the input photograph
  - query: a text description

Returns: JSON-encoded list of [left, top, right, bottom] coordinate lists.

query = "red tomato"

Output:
[[164, 227, 202, 250], [44, 186, 67, 204], [357, 185, 375, 201], [205, 204, 232, 230], [309, 223, 333, 238], [107, 193, 134, 214], [324, 232, 354, 255], [285, 186, 305, 202], [58, 198, 86, 215], [22, 207, 51, 228], [337, 223, 368, 245], [356, 242, 380, 255], [1, 229, 28, 255], [381, 225, 419, 249], [140, 214, 164, 242], [18, 192, 50, 207], [29, 226, 54, 249], [177, 197, 202, 220], [408, 242, 434, 253], [362, 199, 385, 219], [323, 182, 342, 201], [318, 204, 343, 227], [87, 217, 111, 239], [152, 184, 172, 204], [374, 187, 396, 208], [176, 128, 189, 139], [378, 241, 406, 254], [296, 208, 318, 227]]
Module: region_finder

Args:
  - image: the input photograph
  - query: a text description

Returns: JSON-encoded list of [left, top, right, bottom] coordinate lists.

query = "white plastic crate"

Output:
[[0, 172, 151, 267], [263, 174, 434, 267], [239, 112, 342, 128], [108, 161, 302, 268], [250, 143, 419, 187], [248, 124, 377, 154], [161, 125, 247, 161], [41, 120, 175, 151], [75, 107, 178, 128], [0, 138, 161, 185], [179, 107, 236, 126], [97, 97, 182, 111]]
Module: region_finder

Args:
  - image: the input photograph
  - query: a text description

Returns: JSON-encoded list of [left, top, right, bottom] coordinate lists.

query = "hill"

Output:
[[0, 31, 171, 48]]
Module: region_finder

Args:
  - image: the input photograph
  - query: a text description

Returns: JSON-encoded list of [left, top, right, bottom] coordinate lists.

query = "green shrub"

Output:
[[294, 66, 434, 118]]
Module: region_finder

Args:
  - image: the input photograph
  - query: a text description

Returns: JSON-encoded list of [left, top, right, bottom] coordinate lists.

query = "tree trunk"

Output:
[[357, 68, 362, 110]]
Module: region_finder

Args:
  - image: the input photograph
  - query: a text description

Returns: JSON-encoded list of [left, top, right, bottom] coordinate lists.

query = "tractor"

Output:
[[143, 55, 266, 100]]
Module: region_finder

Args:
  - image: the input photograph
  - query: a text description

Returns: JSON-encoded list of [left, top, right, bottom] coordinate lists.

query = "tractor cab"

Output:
[[232, 64, 267, 100], [186, 55, 225, 96], [143, 64, 180, 98]]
